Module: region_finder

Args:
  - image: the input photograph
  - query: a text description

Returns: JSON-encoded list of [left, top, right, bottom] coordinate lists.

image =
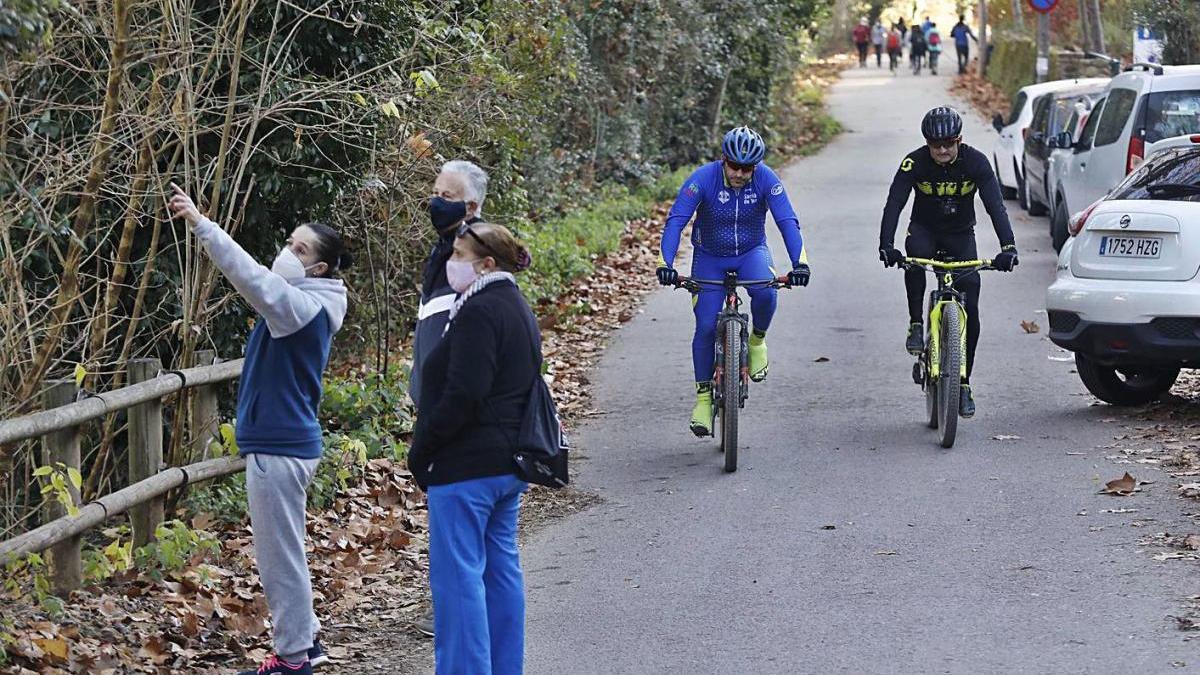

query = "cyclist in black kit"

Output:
[[879, 106, 1019, 418]]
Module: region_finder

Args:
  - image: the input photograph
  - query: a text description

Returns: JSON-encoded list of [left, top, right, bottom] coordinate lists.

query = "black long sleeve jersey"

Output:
[[879, 143, 1016, 250]]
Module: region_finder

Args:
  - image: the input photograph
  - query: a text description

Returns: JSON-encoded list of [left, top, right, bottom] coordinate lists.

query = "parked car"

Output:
[[1022, 83, 1106, 227], [1048, 64, 1200, 255], [1046, 145, 1200, 405], [992, 77, 1108, 202]]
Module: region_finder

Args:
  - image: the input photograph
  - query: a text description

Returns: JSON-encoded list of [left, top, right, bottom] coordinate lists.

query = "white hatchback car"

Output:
[[992, 77, 1109, 200], [1046, 144, 1200, 405]]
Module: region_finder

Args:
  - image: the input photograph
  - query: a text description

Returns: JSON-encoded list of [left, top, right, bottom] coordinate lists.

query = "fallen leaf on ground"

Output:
[[992, 434, 1021, 441], [813, 356, 830, 363], [874, 550, 897, 556], [1186, 534, 1200, 551], [1020, 320, 1040, 334], [1102, 472, 1137, 496]]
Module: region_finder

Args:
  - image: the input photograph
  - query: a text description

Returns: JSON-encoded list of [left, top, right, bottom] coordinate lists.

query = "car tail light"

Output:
[[1068, 199, 1103, 237], [1191, 135, 1200, 143], [1127, 134, 1145, 174]]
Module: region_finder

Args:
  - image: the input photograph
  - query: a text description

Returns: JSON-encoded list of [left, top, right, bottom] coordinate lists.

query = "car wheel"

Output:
[[996, 154, 1017, 199], [1026, 177, 1047, 216], [1051, 196, 1069, 252], [1016, 162, 1029, 211], [1074, 353, 1180, 406]]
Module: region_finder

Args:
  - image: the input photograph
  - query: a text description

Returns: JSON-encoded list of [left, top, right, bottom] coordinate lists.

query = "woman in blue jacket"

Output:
[[170, 184, 350, 675]]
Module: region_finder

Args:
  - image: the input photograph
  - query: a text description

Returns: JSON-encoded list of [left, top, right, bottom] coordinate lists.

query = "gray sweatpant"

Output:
[[245, 452, 322, 662]]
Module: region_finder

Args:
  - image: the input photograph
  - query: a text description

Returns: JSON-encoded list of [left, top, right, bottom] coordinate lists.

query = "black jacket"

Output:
[[410, 216, 482, 410], [880, 143, 1015, 249], [408, 279, 541, 488]]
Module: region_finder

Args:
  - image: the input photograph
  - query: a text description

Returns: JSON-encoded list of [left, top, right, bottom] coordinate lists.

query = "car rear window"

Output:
[[1110, 148, 1200, 203], [1094, 88, 1138, 147], [1008, 92, 1027, 126], [1144, 90, 1200, 144]]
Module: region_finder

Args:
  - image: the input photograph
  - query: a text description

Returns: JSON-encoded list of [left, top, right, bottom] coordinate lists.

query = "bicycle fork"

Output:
[[926, 298, 968, 380]]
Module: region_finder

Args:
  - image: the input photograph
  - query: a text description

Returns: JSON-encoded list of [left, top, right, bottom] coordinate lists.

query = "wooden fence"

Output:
[[0, 352, 246, 593]]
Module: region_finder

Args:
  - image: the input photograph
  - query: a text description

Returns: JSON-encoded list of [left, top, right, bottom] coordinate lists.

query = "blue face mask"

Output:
[[429, 196, 468, 233]]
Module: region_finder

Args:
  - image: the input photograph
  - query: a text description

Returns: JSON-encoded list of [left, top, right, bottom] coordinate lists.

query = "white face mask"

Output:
[[446, 258, 480, 294], [271, 247, 317, 281]]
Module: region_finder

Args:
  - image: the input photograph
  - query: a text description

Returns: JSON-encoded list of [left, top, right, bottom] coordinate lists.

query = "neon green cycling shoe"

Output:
[[749, 331, 768, 382], [689, 382, 713, 437]]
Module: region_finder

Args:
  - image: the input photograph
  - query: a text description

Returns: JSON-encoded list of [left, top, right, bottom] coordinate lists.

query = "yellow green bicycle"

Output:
[[901, 257, 994, 448]]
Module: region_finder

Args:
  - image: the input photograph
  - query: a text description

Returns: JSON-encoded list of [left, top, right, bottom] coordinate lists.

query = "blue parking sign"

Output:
[[1027, 0, 1059, 13]]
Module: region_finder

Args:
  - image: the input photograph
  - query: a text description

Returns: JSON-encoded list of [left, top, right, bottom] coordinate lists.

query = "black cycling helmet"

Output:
[[921, 106, 963, 141], [722, 126, 766, 165]]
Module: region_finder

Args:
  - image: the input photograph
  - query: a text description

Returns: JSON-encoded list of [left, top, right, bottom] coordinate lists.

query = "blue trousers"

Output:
[[690, 246, 778, 383], [428, 473, 528, 675]]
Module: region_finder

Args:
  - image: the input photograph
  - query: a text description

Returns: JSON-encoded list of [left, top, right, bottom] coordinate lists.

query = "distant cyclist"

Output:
[[657, 126, 810, 436], [878, 107, 1018, 417]]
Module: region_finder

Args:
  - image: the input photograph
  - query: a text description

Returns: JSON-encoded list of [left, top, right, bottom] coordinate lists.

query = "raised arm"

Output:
[[169, 184, 322, 338], [880, 157, 917, 248]]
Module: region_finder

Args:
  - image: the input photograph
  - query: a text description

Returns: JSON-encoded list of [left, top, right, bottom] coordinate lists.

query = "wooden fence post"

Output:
[[40, 379, 82, 594], [190, 350, 219, 462], [128, 358, 163, 547]]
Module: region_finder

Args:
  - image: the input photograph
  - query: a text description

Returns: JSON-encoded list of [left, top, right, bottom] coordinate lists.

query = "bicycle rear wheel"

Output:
[[720, 321, 740, 472], [938, 304, 962, 448]]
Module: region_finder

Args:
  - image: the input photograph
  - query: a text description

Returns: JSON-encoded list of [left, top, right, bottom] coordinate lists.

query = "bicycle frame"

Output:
[[903, 257, 992, 380]]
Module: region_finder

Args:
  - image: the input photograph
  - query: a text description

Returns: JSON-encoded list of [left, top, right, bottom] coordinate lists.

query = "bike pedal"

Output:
[[912, 362, 924, 385]]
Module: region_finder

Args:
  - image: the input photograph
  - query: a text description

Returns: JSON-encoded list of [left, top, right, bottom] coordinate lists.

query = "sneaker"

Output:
[[238, 655, 312, 675], [959, 384, 975, 418], [414, 609, 434, 638], [689, 383, 713, 437], [748, 335, 768, 382], [905, 322, 924, 355], [307, 639, 328, 669]]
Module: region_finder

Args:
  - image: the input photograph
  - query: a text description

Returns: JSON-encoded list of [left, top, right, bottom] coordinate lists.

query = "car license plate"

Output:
[[1099, 236, 1162, 258]]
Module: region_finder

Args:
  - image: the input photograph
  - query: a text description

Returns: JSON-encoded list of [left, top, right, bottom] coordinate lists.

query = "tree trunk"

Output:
[[977, 0, 989, 76]]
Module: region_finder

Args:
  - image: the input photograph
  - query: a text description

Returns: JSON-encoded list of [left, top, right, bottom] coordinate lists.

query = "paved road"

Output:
[[523, 65, 1199, 674]]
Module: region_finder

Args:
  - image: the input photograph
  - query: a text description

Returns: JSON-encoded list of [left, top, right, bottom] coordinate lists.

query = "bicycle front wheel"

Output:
[[938, 304, 962, 448], [924, 352, 938, 429], [720, 321, 741, 472]]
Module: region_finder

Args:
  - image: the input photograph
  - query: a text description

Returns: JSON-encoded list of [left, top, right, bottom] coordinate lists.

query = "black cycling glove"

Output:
[[788, 263, 811, 287], [879, 246, 905, 268], [656, 266, 678, 286], [993, 245, 1019, 272]]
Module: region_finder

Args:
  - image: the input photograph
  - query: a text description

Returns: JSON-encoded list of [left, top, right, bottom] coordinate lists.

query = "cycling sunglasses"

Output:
[[723, 158, 758, 173], [927, 136, 962, 150], [456, 222, 506, 262]]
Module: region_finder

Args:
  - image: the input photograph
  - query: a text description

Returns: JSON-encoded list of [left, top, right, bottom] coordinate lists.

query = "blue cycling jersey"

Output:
[[661, 161, 806, 268]]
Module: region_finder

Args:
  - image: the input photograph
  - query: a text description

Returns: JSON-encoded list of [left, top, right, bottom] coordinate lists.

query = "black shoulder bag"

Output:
[[491, 332, 569, 488]]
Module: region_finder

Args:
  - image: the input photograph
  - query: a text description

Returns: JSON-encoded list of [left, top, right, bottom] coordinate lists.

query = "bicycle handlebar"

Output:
[[901, 257, 995, 272], [672, 275, 793, 292]]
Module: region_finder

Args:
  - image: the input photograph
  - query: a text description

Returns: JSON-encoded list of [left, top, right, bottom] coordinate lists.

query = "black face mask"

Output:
[[429, 196, 468, 233]]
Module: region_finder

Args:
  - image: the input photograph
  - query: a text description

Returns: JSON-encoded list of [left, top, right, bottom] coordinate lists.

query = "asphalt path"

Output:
[[522, 63, 1199, 674]]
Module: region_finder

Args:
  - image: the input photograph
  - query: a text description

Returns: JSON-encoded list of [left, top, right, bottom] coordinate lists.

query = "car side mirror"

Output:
[[991, 113, 1005, 133], [1049, 131, 1073, 149]]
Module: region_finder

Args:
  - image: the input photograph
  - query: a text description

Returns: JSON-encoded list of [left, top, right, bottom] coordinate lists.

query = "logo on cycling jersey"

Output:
[[916, 180, 977, 197], [743, 191, 758, 205], [771, 183, 784, 196], [685, 182, 700, 197], [718, 190, 730, 204], [900, 158, 914, 172]]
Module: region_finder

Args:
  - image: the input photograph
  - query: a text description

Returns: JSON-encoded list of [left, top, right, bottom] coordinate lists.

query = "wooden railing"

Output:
[[0, 351, 246, 593]]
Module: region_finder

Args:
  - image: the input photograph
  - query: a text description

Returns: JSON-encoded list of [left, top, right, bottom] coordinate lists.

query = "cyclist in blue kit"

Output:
[[656, 126, 810, 436]]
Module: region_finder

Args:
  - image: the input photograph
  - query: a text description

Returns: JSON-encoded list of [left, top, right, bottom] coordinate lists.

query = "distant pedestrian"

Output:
[[897, 17, 908, 44], [871, 20, 887, 68], [887, 25, 903, 74], [951, 14, 978, 74], [909, 24, 927, 73], [853, 18, 871, 68]]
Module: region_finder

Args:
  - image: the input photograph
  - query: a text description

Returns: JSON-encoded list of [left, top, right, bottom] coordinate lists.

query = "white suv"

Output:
[[1046, 145, 1200, 405], [1050, 64, 1200, 243], [991, 77, 1108, 200]]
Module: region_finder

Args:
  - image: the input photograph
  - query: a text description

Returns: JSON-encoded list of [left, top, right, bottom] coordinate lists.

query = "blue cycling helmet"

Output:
[[722, 126, 766, 165]]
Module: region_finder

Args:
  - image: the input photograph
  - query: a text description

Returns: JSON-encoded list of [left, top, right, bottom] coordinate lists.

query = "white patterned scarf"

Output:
[[445, 271, 517, 331]]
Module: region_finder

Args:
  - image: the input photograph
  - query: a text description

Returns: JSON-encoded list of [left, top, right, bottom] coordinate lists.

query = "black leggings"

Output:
[[903, 226, 981, 380]]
